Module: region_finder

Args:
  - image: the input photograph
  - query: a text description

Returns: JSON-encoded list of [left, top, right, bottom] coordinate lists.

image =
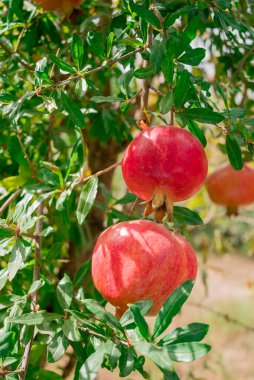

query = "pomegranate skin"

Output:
[[34, 0, 82, 12], [122, 126, 208, 202], [206, 163, 254, 206], [92, 220, 197, 317]]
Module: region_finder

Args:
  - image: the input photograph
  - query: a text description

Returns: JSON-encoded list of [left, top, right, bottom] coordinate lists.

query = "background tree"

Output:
[[0, 0, 253, 379]]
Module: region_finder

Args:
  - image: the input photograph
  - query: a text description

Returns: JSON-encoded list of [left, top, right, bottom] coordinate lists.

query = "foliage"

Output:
[[0, 0, 253, 378]]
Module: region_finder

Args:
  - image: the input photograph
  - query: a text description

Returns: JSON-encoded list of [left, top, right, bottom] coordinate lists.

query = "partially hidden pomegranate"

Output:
[[122, 126, 208, 221], [206, 163, 254, 215], [92, 220, 197, 318], [33, 0, 83, 13]]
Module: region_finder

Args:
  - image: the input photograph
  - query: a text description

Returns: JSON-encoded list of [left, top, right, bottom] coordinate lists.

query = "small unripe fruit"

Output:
[[33, 0, 83, 13], [122, 126, 208, 221], [206, 163, 254, 215], [92, 220, 197, 318]]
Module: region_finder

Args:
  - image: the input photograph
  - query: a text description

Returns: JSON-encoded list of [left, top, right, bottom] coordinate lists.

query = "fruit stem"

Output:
[[226, 205, 239, 216], [165, 195, 174, 222]]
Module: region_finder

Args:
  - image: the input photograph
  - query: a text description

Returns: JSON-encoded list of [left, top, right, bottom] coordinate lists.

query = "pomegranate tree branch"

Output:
[[57, 46, 145, 88], [189, 301, 254, 333], [74, 161, 121, 187], [0, 189, 22, 216], [140, 26, 153, 124], [19, 203, 44, 379]]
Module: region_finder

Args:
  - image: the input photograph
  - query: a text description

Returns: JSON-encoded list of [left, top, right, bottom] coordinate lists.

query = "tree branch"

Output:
[[56, 46, 144, 88], [74, 161, 121, 188], [139, 26, 153, 124]]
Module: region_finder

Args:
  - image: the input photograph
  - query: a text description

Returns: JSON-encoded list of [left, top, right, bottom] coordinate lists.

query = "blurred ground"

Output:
[[47, 253, 254, 379]]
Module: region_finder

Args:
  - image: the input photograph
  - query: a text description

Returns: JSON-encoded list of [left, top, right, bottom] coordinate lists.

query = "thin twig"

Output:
[[19, 203, 44, 379], [17, 130, 37, 177], [0, 189, 22, 216], [129, 196, 139, 216], [57, 46, 144, 88], [0, 224, 39, 241], [75, 161, 121, 187], [189, 301, 254, 333]]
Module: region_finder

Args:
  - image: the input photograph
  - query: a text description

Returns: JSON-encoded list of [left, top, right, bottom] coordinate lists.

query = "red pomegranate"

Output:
[[34, 0, 83, 12], [92, 220, 197, 318], [206, 163, 254, 215], [122, 126, 208, 221]]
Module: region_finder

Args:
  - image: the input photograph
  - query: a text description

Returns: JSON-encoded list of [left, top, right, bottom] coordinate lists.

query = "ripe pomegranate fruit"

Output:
[[122, 126, 208, 221], [92, 220, 197, 318], [206, 163, 254, 215], [34, 0, 83, 13]]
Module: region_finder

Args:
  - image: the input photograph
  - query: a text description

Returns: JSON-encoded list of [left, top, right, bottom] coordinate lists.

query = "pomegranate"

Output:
[[206, 163, 254, 215], [33, 0, 83, 12], [122, 126, 208, 221], [92, 220, 197, 318]]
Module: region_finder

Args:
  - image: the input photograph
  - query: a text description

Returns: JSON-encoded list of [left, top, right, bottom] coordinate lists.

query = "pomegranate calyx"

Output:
[[226, 205, 239, 216], [143, 193, 174, 223]]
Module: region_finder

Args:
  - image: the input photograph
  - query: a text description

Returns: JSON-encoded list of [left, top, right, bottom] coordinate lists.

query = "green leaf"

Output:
[[129, 305, 150, 341], [153, 280, 195, 339], [8, 239, 26, 281], [173, 206, 203, 226], [104, 340, 121, 370], [77, 177, 98, 225], [8, 311, 61, 325], [48, 331, 69, 363], [129, 0, 161, 29], [0, 92, 16, 103], [226, 134, 243, 170], [0, 332, 16, 358], [243, 118, 254, 126], [79, 345, 105, 380], [178, 108, 225, 124], [120, 300, 153, 327], [106, 32, 114, 58], [134, 66, 155, 79], [91, 96, 123, 103], [150, 34, 166, 73], [57, 274, 73, 309], [81, 299, 123, 331], [164, 342, 211, 362], [86, 31, 105, 59], [216, 80, 229, 110], [177, 14, 201, 55], [28, 279, 45, 295], [48, 54, 76, 74], [115, 193, 137, 205], [158, 323, 209, 346], [188, 121, 207, 147], [119, 348, 135, 377], [159, 92, 174, 114], [63, 316, 81, 342], [61, 91, 85, 129], [72, 34, 84, 71], [134, 342, 174, 372], [161, 52, 174, 84], [174, 70, 190, 108], [163, 6, 197, 29], [75, 78, 88, 98], [178, 48, 206, 66], [73, 260, 91, 288], [38, 369, 64, 380], [118, 70, 134, 96]]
